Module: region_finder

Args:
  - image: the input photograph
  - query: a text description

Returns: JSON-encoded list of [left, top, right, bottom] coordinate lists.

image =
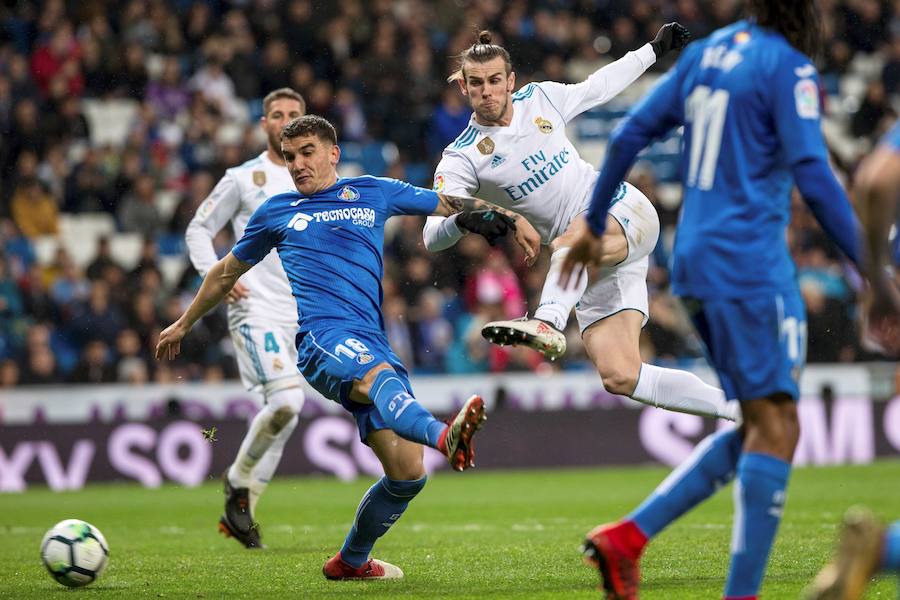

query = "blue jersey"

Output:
[[592, 21, 833, 299], [232, 175, 439, 334]]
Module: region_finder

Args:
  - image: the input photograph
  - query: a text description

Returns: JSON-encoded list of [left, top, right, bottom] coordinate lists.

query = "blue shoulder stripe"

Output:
[[453, 126, 478, 149], [512, 83, 537, 103]]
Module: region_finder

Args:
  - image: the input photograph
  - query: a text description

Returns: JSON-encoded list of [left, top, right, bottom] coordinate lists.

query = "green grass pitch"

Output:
[[1, 462, 898, 599]]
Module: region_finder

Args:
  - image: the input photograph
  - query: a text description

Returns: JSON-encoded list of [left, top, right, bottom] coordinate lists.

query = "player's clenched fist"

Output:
[[156, 320, 190, 361], [650, 22, 693, 58]]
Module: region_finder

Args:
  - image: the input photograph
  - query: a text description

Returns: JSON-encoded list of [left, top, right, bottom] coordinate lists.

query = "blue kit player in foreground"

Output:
[[561, 1, 868, 598], [156, 115, 528, 580]]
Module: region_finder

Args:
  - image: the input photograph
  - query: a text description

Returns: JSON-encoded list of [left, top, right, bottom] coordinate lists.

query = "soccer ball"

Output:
[[40, 519, 109, 587]]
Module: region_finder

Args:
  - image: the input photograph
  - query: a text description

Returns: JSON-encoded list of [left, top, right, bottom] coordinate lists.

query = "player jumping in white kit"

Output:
[[185, 88, 306, 548], [425, 29, 739, 422]]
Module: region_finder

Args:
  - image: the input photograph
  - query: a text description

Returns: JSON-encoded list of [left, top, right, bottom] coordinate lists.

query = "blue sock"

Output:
[[370, 370, 445, 447], [882, 521, 900, 572], [629, 428, 743, 538], [724, 452, 791, 598], [340, 476, 427, 567]]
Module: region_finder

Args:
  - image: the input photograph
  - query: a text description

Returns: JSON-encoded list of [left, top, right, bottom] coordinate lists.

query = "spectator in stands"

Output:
[[414, 289, 454, 373], [64, 148, 111, 213], [30, 22, 83, 97], [69, 339, 116, 384], [0, 359, 19, 387], [11, 176, 58, 238], [0, 255, 24, 347], [119, 174, 164, 237], [86, 237, 119, 281], [20, 344, 61, 385], [69, 280, 124, 349]]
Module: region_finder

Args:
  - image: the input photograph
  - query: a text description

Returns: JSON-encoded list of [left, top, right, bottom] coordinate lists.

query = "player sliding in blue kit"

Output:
[[560, 2, 868, 599], [155, 115, 534, 581]]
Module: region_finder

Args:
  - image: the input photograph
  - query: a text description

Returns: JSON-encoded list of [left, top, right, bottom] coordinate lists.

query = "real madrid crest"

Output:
[[253, 171, 267, 186], [534, 117, 553, 134], [477, 136, 495, 155]]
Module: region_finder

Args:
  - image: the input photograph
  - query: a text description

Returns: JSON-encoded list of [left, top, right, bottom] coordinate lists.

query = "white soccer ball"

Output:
[[40, 519, 109, 587]]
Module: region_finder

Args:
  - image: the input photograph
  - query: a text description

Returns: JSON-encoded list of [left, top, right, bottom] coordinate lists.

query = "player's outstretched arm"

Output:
[[544, 23, 691, 120], [185, 174, 250, 303], [156, 252, 253, 360], [435, 193, 540, 264]]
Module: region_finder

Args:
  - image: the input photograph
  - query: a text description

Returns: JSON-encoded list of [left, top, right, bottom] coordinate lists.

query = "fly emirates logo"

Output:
[[288, 207, 376, 231], [503, 148, 571, 202]]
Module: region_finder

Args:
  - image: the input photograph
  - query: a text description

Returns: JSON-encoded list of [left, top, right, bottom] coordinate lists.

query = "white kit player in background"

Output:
[[425, 29, 739, 422], [185, 88, 306, 548]]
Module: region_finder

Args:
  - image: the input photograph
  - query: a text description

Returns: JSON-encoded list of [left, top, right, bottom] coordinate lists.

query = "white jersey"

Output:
[[186, 151, 297, 330], [424, 44, 657, 249]]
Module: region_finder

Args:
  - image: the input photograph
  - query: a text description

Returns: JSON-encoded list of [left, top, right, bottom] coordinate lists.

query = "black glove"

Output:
[[650, 22, 693, 58], [456, 210, 517, 246]]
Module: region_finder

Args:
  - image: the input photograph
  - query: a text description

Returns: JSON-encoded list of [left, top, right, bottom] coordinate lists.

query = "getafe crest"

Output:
[[477, 136, 495, 155], [356, 352, 374, 365], [253, 171, 266, 186], [338, 185, 360, 201], [534, 117, 553, 134]]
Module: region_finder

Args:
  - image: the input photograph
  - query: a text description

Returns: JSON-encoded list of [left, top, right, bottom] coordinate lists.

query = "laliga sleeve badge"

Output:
[[432, 174, 445, 192], [356, 352, 374, 365], [253, 171, 267, 187], [477, 136, 495, 155], [534, 117, 553, 134]]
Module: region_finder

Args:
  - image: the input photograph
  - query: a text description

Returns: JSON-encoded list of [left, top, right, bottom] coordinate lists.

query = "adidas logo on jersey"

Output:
[[490, 155, 506, 169]]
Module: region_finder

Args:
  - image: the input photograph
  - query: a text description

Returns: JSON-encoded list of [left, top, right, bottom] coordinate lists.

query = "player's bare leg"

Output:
[[582, 310, 738, 420], [853, 143, 900, 357], [482, 214, 625, 360]]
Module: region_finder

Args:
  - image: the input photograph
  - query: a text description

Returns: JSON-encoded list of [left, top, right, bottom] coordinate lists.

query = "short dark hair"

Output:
[[262, 88, 306, 116], [449, 30, 512, 83], [281, 115, 338, 145]]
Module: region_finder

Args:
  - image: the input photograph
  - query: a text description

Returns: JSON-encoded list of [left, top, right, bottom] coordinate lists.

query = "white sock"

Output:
[[228, 404, 280, 489], [631, 363, 739, 421], [249, 414, 298, 514], [534, 248, 588, 331]]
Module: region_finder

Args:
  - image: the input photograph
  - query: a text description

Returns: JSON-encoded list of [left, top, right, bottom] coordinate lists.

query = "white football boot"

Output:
[[481, 317, 567, 360]]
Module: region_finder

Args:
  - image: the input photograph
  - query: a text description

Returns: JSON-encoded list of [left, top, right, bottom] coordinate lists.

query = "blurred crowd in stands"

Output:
[[0, 0, 894, 387]]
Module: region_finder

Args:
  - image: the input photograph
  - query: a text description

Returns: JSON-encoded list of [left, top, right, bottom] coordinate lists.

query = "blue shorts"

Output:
[[296, 327, 413, 442], [684, 290, 806, 402]]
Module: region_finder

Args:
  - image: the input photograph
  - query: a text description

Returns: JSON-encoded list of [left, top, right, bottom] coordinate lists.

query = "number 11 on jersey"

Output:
[[685, 86, 730, 191]]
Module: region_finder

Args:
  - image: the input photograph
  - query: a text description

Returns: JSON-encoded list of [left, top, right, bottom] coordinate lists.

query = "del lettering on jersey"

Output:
[[503, 147, 571, 202]]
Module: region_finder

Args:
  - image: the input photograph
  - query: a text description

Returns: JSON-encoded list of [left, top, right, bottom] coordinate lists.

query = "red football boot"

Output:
[[322, 552, 404, 580], [437, 395, 487, 471], [582, 521, 647, 600]]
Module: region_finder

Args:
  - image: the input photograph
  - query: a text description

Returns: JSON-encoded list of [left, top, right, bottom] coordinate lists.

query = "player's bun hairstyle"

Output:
[[281, 115, 337, 145], [747, 0, 820, 57], [448, 30, 512, 83], [263, 88, 306, 116]]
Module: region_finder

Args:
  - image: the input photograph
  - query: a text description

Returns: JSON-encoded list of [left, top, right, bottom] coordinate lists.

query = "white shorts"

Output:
[[230, 322, 300, 392], [575, 182, 660, 332]]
